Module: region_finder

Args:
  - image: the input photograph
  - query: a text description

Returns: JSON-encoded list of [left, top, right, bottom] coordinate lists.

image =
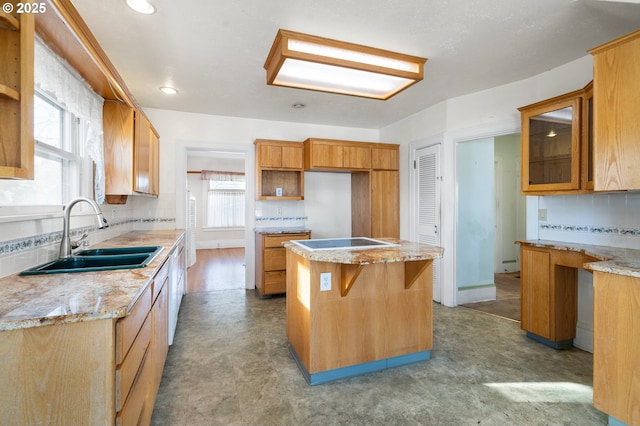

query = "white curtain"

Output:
[[204, 172, 245, 228], [34, 38, 106, 204]]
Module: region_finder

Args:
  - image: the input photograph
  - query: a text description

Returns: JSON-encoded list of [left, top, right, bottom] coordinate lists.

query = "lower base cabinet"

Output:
[[255, 232, 311, 296], [0, 259, 171, 425]]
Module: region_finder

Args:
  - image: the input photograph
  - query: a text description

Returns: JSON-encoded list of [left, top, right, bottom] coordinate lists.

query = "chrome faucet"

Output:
[[59, 197, 109, 258]]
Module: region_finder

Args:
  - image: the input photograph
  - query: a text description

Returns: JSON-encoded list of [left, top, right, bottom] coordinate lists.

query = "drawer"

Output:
[[264, 271, 286, 294], [116, 284, 152, 365], [115, 313, 151, 411], [264, 233, 310, 248], [116, 348, 152, 426], [264, 248, 285, 271]]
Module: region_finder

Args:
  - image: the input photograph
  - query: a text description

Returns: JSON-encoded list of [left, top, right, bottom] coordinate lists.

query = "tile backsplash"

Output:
[[538, 192, 640, 248], [0, 198, 176, 278], [254, 200, 307, 228]]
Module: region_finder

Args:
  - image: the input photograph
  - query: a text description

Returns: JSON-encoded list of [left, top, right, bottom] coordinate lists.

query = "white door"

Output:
[[414, 144, 442, 302]]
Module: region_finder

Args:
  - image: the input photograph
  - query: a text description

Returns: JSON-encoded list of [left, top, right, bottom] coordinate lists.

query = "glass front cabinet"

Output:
[[519, 83, 592, 195]]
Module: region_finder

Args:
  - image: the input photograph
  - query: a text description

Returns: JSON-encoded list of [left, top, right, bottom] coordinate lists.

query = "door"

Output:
[[414, 144, 442, 302]]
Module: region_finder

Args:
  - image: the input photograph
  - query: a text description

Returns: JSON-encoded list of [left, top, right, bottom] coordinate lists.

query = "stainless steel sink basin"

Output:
[[75, 246, 162, 257], [19, 246, 162, 275]]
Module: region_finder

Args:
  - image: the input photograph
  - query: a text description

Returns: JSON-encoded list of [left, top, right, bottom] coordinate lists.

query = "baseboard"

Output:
[[196, 239, 245, 249], [457, 285, 497, 304], [574, 321, 594, 353]]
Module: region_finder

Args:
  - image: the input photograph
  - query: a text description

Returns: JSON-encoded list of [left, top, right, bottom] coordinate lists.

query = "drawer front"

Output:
[[115, 348, 152, 426], [115, 314, 151, 411], [264, 271, 286, 294], [116, 284, 152, 364], [264, 248, 285, 271], [264, 233, 310, 248]]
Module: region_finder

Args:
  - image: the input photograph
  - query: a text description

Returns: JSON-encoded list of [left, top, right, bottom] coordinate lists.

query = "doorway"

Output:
[[456, 133, 525, 321], [185, 149, 248, 292]]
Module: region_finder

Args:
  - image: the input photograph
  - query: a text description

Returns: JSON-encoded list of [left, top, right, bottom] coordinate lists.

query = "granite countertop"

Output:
[[254, 227, 311, 235], [0, 230, 184, 332], [284, 238, 444, 264], [517, 239, 640, 278]]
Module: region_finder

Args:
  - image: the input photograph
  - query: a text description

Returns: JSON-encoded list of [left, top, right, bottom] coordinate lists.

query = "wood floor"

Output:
[[459, 272, 521, 321], [187, 248, 245, 293]]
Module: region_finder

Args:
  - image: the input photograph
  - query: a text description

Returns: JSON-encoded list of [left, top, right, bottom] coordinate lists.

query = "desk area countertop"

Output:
[[0, 230, 184, 332], [517, 239, 640, 278], [283, 238, 444, 264]]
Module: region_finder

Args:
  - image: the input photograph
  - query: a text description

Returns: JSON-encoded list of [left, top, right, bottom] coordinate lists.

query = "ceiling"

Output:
[[70, 0, 640, 129]]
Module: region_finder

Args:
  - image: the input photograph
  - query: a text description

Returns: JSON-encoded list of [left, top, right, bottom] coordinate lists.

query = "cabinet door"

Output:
[[343, 145, 371, 169], [149, 128, 160, 196], [281, 145, 303, 169], [308, 141, 343, 169], [520, 95, 581, 193], [370, 171, 399, 238], [259, 144, 283, 168], [134, 112, 152, 194], [520, 247, 550, 339], [591, 30, 640, 191], [372, 146, 399, 170], [104, 102, 135, 196]]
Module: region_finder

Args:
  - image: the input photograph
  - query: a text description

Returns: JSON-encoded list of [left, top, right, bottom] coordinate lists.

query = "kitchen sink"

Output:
[[19, 246, 162, 275], [75, 246, 162, 257]]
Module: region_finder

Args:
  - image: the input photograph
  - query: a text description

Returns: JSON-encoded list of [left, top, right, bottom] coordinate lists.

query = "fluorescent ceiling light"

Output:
[[264, 29, 427, 100], [126, 0, 156, 14]]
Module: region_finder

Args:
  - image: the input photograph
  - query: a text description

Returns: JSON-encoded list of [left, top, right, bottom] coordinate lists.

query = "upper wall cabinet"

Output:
[[104, 102, 160, 203], [589, 29, 640, 191], [0, 7, 34, 179], [519, 84, 593, 195], [304, 138, 371, 171], [254, 139, 304, 200]]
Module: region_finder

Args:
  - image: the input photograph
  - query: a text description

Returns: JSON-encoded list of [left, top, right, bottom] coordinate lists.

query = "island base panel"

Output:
[[286, 250, 433, 381]]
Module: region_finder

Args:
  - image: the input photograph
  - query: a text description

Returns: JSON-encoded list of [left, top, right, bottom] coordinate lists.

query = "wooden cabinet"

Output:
[[0, 5, 34, 179], [519, 83, 594, 195], [372, 144, 399, 170], [589, 29, 640, 191], [255, 139, 304, 200], [519, 245, 596, 348], [304, 138, 372, 171], [255, 232, 311, 297], [592, 271, 640, 425], [114, 259, 169, 425], [104, 102, 160, 203], [352, 170, 400, 239]]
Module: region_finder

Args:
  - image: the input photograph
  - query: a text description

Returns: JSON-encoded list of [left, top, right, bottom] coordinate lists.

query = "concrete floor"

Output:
[[151, 289, 607, 425]]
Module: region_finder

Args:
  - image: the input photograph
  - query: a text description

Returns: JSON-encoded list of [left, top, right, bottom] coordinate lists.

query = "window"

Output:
[[0, 39, 104, 214], [206, 173, 246, 228], [0, 92, 83, 206]]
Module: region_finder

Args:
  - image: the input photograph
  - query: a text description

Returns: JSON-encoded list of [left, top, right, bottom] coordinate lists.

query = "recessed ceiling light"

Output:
[[292, 103, 306, 109], [126, 0, 156, 14], [160, 86, 178, 95]]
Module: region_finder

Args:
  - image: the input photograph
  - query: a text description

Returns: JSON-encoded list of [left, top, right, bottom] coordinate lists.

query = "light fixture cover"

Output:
[[126, 0, 156, 14], [264, 29, 427, 100]]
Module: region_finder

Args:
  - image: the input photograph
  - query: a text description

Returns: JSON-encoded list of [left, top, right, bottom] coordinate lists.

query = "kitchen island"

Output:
[[284, 238, 443, 384]]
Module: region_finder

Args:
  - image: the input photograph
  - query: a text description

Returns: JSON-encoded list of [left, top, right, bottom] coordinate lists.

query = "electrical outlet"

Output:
[[538, 208, 548, 221], [277, 207, 282, 215], [276, 187, 283, 197], [320, 272, 331, 291]]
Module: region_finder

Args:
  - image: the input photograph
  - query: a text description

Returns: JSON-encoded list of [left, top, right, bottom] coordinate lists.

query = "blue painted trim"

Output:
[[526, 332, 573, 349], [289, 345, 431, 385], [609, 415, 627, 426]]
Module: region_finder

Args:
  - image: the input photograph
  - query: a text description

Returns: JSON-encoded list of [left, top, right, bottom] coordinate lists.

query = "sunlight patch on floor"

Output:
[[484, 382, 593, 403]]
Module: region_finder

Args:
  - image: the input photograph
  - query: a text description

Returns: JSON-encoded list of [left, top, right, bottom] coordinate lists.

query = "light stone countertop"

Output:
[[284, 238, 444, 264], [517, 239, 640, 278], [0, 230, 184, 332]]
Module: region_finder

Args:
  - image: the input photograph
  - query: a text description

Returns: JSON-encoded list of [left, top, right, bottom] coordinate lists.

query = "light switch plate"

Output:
[[320, 272, 331, 291], [538, 208, 547, 221]]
